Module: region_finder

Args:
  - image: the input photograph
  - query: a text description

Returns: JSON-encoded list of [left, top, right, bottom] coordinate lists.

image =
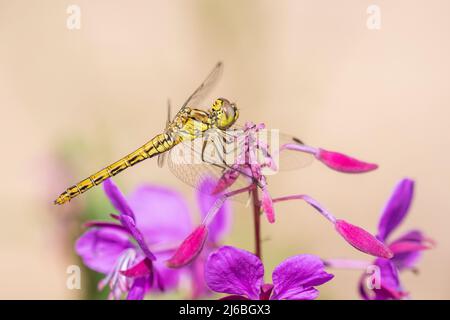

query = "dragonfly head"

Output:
[[210, 98, 239, 130]]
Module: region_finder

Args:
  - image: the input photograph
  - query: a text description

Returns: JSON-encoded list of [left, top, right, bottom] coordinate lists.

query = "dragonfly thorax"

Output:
[[167, 107, 212, 143]]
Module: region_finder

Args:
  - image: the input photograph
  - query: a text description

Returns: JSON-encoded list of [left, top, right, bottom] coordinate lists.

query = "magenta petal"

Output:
[[271, 254, 333, 300], [219, 295, 249, 300], [335, 220, 393, 259], [377, 179, 414, 241], [120, 258, 153, 278], [358, 258, 403, 300], [375, 259, 403, 300], [189, 259, 210, 299], [389, 241, 431, 254], [84, 221, 129, 234], [390, 230, 433, 270], [317, 149, 378, 173], [259, 284, 274, 300], [127, 185, 192, 244], [126, 277, 149, 300], [119, 214, 156, 261], [261, 188, 275, 223], [103, 179, 135, 219], [197, 178, 231, 243], [75, 228, 132, 274], [166, 225, 208, 268], [149, 261, 181, 293], [205, 246, 264, 300]]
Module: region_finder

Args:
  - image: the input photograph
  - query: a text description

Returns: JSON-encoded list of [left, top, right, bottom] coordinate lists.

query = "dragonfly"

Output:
[[54, 62, 313, 205]]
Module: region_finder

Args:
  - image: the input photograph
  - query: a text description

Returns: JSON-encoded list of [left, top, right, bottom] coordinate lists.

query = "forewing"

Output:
[[229, 124, 314, 172], [276, 132, 314, 171], [167, 132, 252, 202], [157, 152, 167, 168], [181, 62, 223, 110]]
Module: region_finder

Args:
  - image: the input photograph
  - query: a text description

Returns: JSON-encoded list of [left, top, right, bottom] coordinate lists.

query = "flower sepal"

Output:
[[166, 225, 209, 268], [335, 219, 393, 259], [317, 148, 378, 173]]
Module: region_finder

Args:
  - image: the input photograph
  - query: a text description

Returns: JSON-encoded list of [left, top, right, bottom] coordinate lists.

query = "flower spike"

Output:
[[166, 225, 208, 268]]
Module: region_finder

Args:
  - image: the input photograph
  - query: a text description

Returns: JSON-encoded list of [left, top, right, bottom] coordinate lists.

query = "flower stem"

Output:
[[251, 187, 262, 259]]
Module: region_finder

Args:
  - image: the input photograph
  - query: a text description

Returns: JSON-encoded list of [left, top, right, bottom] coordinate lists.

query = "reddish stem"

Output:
[[251, 187, 262, 259]]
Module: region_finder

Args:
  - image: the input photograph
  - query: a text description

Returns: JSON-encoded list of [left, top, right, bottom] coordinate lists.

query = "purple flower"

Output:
[[169, 177, 231, 298], [76, 179, 182, 299], [361, 178, 433, 299], [326, 178, 434, 300], [76, 178, 230, 299], [204, 246, 333, 300]]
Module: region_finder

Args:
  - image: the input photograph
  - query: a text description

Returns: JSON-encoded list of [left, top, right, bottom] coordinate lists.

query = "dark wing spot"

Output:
[[292, 137, 305, 145]]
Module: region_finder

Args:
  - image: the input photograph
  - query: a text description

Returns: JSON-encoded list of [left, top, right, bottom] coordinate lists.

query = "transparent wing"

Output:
[[157, 152, 167, 168], [157, 99, 172, 168], [227, 124, 314, 172], [167, 132, 253, 202], [166, 125, 314, 200], [180, 62, 223, 110], [275, 132, 314, 171]]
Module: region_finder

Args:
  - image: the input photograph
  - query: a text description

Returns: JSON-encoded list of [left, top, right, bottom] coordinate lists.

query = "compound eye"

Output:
[[222, 101, 235, 120]]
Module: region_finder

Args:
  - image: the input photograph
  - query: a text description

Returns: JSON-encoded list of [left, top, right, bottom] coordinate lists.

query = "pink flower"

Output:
[[205, 246, 333, 300], [76, 178, 231, 299], [326, 179, 434, 300]]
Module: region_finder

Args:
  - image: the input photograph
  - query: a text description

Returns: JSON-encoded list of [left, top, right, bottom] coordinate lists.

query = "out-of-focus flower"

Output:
[[364, 178, 434, 299], [76, 179, 189, 299], [326, 178, 434, 300], [204, 246, 333, 300], [165, 177, 231, 298], [76, 178, 230, 299]]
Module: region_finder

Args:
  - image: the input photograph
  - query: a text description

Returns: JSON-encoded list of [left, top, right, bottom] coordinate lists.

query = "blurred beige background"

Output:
[[0, 0, 449, 299]]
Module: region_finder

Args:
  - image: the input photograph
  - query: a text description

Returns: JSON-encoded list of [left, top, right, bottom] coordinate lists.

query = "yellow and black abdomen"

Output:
[[54, 132, 175, 205]]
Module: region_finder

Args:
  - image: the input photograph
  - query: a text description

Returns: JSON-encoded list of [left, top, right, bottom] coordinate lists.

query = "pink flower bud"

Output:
[[261, 188, 275, 223], [120, 258, 153, 278], [166, 225, 208, 268], [212, 170, 239, 195], [335, 219, 393, 259], [317, 149, 378, 173]]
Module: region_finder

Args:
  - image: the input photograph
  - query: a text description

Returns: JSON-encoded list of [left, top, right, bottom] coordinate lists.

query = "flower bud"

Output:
[[317, 149, 378, 173], [166, 225, 208, 268], [335, 219, 393, 258]]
